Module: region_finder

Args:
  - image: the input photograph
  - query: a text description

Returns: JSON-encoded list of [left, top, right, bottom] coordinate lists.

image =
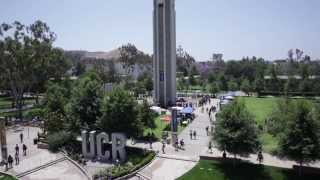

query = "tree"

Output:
[[213, 100, 260, 163], [279, 100, 320, 175], [69, 71, 103, 131], [43, 81, 72, 134], [138, 100, 156, 131], [209, 83, 220, 96], [227, 80, 238, 91], [98, 88, 143, 138], [119, 43, 138, 74], [73, 62, 86, 76], [253, 77, 265, 97], [240, 79, 251, 96], [0, 21, 70, 119]]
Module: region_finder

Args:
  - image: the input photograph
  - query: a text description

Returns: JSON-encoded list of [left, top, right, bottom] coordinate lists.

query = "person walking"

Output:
[[7, 155, 13, 168], [149, 139, 153, 149], [206, 126, 209, 136], [23, 144, 27, 156], [208, 141, 213, 154], [175, 140, 179, 151], [193, 130, 197, 140], [20, 133, 23, 143], [15, 144, 19, 155], [15, 153, 19, 165], [162, 141, 166, 154], [257, 151, 264, 164], [180, 139, 185, 149], [189, 130, 193, 140]]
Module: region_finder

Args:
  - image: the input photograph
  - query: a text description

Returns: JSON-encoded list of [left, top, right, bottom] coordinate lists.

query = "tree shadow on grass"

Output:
[[212, 158, 320, 180], [213, 159, 271, 180]]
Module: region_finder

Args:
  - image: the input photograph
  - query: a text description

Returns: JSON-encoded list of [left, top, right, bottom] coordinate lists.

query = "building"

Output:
[[153, 0, 177, 108]]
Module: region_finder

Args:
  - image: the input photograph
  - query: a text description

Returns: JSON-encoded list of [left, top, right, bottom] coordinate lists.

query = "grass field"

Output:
[[178, 160, 320, 180], [238, 97, 280, 153], [0, 96, 36, 110], [0, 174, 18, 180], [238, 97, 279, 124]]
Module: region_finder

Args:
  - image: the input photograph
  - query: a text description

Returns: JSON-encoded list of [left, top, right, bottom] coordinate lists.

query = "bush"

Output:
[[47, 131, 75, 152], [93, 148, 156, 179], [23, 108, 44, 120]]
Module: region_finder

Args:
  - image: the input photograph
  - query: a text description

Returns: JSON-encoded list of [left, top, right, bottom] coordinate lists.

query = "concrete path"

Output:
[[0, 126, 89, 180], [129, 98, 216, 180]]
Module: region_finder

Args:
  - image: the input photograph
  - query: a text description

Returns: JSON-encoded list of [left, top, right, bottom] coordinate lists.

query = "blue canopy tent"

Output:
[[181, 107, 193, 114]]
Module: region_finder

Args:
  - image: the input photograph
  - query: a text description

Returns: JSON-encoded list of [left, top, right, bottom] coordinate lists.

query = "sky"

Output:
[[1, 0, 320, 61]]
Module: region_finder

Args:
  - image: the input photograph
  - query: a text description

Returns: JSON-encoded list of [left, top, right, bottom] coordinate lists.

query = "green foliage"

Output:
[[227, 80, 238, 91], [47, 131, 75, 152], [240, 79, 251, 95], [69, 71, 103, 130], [44, 111, 67, 134], [0, 21, 70, 119], [279, 100, 320, 166], [209, 82, 220, 95], [138, 100, 157, 130], [73, 62, 86, 76], [94, 149, 156, 179], [98, 88, 143, 138], [23, 108, 44, 120], [253, 77, 265, 96], [214, 100, 261, 157]]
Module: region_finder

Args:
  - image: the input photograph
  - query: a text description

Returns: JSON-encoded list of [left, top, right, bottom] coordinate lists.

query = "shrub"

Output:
[[47, 131, 75, 152]]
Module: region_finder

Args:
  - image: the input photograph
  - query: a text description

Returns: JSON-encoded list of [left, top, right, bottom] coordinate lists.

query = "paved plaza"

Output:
[[0, 126, 89, 180]]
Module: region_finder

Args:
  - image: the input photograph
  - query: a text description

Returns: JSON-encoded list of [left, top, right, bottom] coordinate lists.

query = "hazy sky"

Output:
[[1, 0, 319, 61]]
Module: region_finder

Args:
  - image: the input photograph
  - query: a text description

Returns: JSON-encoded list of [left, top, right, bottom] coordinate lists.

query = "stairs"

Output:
[[16, 157, 67, 178]]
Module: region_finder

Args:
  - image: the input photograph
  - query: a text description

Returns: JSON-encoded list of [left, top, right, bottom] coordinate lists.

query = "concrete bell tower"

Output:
[[153, 0, 177, 108]]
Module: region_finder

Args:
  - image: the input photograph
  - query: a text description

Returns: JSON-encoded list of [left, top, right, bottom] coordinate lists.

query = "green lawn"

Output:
[[238, 97, 279, 124], [178, 160, 320, 180], [0, 96, 36, 110], [0, 174, 18, 180], [238, 97, 280, 153]]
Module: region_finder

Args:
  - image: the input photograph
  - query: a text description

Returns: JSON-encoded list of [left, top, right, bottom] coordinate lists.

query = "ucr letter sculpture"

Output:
[[81, 131, 127, 162]]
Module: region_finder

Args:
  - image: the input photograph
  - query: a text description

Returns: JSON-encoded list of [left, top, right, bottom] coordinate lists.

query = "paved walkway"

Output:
[[0, 126, 89, 180], [132, 98, 320, 179], [129, 98, 216, 180]]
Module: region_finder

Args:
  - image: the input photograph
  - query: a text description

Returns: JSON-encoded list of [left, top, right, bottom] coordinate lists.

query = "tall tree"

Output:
[[279, 100, 320, 175], [0, 21, 70, 119], [213, 100, 260, 163], [138, 100, 156, 131], [69, 71, 103, 131], [240, 79, 251, 96], [98, 88, 143, 138], [119, 43, 138, 74]]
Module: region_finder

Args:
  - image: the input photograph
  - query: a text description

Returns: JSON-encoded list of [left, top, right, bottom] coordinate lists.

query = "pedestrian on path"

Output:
[[23, 144, 27, 156], [15, 144, 19, 155], [162, 142, 166, 154], [223, 151, 227, 159], [189, 130, 193, 140], [20, 132, 23, 143], [193, 130, 197, 140], [257, 151, 263, 164], [175, 141, 179, 151], [14, 153, 19, 165], [206, 126, 209, 136], [7, 155, 13, 168], [208, 141, 213, 154]]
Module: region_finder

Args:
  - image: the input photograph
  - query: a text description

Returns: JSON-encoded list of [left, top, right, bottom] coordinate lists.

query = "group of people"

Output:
[[6, 133, 28, 169], [189, 130, 197, 140]]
